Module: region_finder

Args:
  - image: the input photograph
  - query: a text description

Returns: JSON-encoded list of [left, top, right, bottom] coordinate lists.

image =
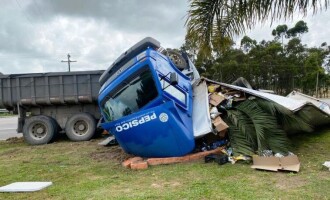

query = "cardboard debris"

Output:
[[212, 116, 229, 137], [251, 155, 300, 172], [209, 93, 225, 106]]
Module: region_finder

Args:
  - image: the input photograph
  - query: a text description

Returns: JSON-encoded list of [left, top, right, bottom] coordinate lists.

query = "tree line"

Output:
[[182, 21, 330, 97]]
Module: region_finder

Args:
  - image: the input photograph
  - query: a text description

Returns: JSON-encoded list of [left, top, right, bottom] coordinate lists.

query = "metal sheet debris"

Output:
[[287, 90, 330, 115], [192, 80, 213, 138]]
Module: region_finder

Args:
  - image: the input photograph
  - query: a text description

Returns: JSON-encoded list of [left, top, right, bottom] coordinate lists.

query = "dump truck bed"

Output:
[[0, 70, 104, 111]]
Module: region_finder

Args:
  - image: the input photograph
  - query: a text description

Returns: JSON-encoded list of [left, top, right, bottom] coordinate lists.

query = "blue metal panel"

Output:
[[101, 101, 194, 157], [98, 48, 195, 157]]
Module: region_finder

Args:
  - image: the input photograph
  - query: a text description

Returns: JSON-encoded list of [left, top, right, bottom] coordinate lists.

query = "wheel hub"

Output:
[[36, 127, 44, 134], [30, 123, 47, 140], [78, 124, 85, 131], [73, 120, 88, 136]]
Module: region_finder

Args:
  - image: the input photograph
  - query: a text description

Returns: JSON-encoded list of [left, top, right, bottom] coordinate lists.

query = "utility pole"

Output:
[[61, 54, 77, 72]]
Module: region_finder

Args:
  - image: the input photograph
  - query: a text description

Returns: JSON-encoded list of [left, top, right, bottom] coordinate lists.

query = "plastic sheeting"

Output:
[[0, 182, 52, 192], [192, 79, 213, 138]]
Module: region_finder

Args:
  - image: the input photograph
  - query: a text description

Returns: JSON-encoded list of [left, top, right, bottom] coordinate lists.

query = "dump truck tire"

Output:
[[23, 115, 57, 145], [65, 113, 96, 141]]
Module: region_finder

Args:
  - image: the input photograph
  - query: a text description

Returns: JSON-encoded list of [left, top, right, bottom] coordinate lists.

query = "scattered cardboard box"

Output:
[[251, 155, 300, 172], [212, 116, 229, 137], [209, 93, 225, 106], [218, 129, 227, 138]]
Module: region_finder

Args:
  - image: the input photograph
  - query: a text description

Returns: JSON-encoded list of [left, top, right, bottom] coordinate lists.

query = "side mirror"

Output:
[[170, 72, 178, 85]]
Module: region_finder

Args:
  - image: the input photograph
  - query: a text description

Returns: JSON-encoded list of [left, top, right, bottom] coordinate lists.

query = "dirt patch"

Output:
[[5, 137, 24, 144], [151, 181, 182, 189], [0, 148, 22, 157], [274, 173, 307, 190], [90, 146, 132, 162]]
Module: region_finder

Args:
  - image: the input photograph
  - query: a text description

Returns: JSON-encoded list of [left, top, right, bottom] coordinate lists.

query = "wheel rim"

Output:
[[29, 122, 48, 140], [72, 120, 89, 136]]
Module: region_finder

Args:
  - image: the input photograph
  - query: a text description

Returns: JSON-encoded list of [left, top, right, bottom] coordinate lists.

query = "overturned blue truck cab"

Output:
[[98, 37, 198, 157]]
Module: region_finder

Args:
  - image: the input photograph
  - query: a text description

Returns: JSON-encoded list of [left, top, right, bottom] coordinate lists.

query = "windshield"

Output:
[[102, 68, 158, 122]]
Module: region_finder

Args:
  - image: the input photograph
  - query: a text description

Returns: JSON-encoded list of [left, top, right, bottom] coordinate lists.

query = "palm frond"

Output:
[[255, 98, 314, 134], [186, 0, 329, 57], [235, 99, 290, 154], [227, 109, 258, 151], [226, 119, 256, 156], [296, 105, 330, 126], [266, 129, 290, 154]]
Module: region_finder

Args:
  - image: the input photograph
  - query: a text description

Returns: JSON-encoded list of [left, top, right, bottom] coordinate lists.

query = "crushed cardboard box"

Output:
[[209, 93, 225, 106], [212, 116, 229, 137], [251, 155, 300, 172]]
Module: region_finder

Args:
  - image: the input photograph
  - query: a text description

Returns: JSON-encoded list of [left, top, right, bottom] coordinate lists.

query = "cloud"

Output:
[[0, 0, 188, 74], [0, 0, 329, 74]]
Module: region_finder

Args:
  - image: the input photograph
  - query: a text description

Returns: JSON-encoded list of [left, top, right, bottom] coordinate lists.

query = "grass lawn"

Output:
[[0, 113, 15, 118], [0, 128, 329, 200]]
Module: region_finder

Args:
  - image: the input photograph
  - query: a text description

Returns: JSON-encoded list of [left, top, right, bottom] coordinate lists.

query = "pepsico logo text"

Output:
[[115, 112, 157, 132]]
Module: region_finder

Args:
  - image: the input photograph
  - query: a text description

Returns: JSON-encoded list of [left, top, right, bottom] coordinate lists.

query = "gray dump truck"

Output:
[[0, 70, 104, 144]]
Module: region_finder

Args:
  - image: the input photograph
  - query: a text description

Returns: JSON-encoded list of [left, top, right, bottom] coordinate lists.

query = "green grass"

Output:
[[0, 128, 329, 200], [0, 112, 15, 117]]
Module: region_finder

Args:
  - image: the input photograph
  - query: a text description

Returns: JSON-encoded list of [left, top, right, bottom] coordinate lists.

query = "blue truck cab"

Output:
[[98, 37, 195, 157]]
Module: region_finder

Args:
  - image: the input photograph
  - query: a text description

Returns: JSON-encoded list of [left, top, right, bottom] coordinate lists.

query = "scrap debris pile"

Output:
[[197, 77, 329, 171], [97, 37, 329, 171], [204, 79, 292, 158], [119, 77, 330, 171]]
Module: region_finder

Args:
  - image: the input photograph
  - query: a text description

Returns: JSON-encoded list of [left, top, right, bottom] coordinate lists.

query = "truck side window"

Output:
[[102, 68, 158, 122], [159, 77, 186, 106]]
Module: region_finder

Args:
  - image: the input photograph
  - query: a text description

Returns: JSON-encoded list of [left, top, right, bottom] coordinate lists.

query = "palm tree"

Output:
[[186, 0, 329, 58]]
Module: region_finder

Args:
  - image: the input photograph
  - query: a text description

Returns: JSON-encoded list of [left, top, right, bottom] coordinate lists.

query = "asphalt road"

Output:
[[0, 116, 22, 140]]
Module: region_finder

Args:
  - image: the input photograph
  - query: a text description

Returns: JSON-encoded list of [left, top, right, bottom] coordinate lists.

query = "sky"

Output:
[[0, 0, 330, 74]]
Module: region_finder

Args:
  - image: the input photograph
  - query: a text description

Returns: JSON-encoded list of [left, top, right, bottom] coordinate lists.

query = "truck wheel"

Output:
[[166, 50, 187, 70], [23, 115, 57, 145], [65, 113, 96, 141]]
